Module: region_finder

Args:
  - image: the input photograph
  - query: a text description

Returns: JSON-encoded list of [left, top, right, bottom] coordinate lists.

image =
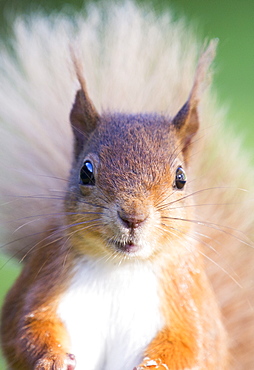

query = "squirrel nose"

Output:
[[117, 210, 147, 229]]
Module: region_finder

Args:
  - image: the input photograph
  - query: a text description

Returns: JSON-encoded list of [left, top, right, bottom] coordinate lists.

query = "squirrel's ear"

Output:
[[70, 88, 99, 159], [172, 39, 218, 160], [70, 51, 100, 159]]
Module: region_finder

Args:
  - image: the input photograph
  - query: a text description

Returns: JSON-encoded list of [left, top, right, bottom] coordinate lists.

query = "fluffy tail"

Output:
[[0, 2, 253, 368]]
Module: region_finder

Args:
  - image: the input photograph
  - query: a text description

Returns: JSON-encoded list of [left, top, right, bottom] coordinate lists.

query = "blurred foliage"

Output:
[[0, 0, 253, 367], [0, 255, 21, 368], [171, 0, 254, 154]]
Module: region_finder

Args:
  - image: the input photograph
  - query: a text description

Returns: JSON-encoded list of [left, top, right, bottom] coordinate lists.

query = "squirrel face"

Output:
[[65, 110, 194, 262], [63, 54, 210, 261]]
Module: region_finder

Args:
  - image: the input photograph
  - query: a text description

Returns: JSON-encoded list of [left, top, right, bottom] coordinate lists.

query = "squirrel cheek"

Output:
[[159, 198, 193, 243]]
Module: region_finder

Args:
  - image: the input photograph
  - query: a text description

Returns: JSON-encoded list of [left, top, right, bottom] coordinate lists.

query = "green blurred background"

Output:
[[0, 0, 253, 367]]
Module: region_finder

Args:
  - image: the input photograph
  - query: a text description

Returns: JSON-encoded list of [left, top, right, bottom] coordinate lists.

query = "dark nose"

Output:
[[117, 210, 147, 229]]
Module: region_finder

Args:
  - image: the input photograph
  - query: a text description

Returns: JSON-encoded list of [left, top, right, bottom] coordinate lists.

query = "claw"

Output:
[[66, 353, 76, 370], [35, 353, 76, 370], [134, 357, 169, 370]]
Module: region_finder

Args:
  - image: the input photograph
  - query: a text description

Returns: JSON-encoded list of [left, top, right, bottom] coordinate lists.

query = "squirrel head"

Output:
[[65, 41, 217, 262]]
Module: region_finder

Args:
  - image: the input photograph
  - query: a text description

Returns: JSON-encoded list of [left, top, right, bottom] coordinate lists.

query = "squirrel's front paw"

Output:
[[134, 357, 169, 370], [35, 353, 76, 370]]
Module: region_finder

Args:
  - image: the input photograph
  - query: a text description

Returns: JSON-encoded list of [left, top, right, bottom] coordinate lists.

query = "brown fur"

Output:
[[1, 231, 75, 369]]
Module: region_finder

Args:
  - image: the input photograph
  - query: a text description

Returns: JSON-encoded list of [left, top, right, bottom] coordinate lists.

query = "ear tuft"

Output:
[[172, 39, 218, 158], [188, 38, 218, 108], [70, 48, 100, 159]]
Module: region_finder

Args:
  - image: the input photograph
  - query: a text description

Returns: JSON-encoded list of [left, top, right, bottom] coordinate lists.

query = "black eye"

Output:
[[79, 160, 95, 186], [175, 166, 187, 190]]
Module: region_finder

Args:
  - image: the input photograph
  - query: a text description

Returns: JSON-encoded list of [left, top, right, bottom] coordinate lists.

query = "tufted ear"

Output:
[[172, 39, 218, 160], [70, 51, 100, 159]]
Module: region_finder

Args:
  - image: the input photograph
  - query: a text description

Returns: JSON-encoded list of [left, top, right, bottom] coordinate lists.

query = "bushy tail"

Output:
[[0, 2, 253, 368]]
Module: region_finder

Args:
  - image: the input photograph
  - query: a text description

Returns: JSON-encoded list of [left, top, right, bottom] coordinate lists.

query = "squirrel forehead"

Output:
[[93, 112, 177, 159], [82, 112, 181, 191]]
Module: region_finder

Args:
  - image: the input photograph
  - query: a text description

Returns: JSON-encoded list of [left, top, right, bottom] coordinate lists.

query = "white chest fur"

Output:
[[57, 259, 164, 370]]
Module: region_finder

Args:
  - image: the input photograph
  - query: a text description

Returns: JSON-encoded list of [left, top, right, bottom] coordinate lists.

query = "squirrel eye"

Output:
[[175, 166, 187, 190], [79, 160, 95, 186]]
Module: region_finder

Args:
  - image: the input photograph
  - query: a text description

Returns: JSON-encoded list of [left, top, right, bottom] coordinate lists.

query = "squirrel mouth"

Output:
[[115, 241, 140, 254]]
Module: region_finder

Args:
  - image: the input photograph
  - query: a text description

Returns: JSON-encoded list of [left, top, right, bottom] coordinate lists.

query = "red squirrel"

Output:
[[0, 3, 253, 369]]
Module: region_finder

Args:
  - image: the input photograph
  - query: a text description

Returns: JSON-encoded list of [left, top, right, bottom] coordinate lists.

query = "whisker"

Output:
[[198, 248, 243, 289], [157, 186, 248, 210], [162, 215, 253, 248], [0, 227, 57, 260], [158, 223, 242, 288], [0, 211, 102, 228], [187, 229, 241, 281], [0, 164, 70, 184], [20, 233, 65, 263], [167, 201, 243, 210], [18, 218, 103, 262]]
